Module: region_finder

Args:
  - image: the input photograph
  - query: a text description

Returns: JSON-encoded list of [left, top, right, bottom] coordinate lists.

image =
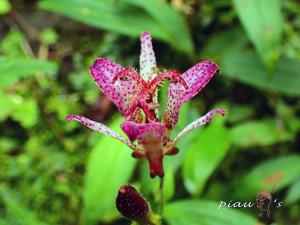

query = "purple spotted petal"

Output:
[[169, 108, 225, 149], [140, 32, 157, 81], [163, 61, 219, 129], [67, 115, 136, 150], [89, 58, 141, 116], [121, 121, 164, 143], [121, 121, 165, 177]]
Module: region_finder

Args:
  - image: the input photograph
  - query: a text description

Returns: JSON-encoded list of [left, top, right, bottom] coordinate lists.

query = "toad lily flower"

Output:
[[67, 32, 225, 178]]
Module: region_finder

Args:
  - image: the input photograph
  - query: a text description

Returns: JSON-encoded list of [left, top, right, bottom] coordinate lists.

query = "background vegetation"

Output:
[[0, 0, 300, 225]]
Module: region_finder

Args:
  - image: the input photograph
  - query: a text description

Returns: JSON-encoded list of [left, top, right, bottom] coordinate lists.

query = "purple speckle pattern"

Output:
[[163, 61, 220, 129], [170, 108, 226, 147], [140, 32, 157, 81], [147, 69, 188, 94], [66, 115, 133, 147], [66, 32, 225, 179], [121, 121, 165, 143], [89, 58, 141, 116]]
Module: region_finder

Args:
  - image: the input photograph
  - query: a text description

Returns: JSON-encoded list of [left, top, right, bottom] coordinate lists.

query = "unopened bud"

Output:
[[116, 184, 160, 225]]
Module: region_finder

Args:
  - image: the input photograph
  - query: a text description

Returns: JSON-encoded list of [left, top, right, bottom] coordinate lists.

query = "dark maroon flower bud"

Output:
[[116, 184, 160, 225]]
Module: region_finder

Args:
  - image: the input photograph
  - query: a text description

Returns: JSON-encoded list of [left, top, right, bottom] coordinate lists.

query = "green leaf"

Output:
[[121, 0, 193, 54], [0, 57, 57, 89], [164, 200, 259, 225], [38, 0, 193, 54], [182, 118, 231, 196], [235, 155, 300, 199], [83, 116, 137, 224], [221, 50, 300, 96], [201, 27, 248, 60], [0, 0, 11, 15], [285, 178, 300, 205], [39, 0, 162, 38], [226, 104, 254, 124], [230, 119, 292, 148], [233, 0, 283, 69]]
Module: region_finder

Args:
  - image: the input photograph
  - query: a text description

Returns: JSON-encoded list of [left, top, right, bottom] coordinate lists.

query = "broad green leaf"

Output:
[[121, 0, 193, 54], [221, 50, 300, 96], [233, 0, 283, 69], [235, 155, 300, 199], [226, 105, 254, 124], [207, 29, 300, 96], [201, 27, 248, 60], [39, 0, 193, 54], [230, 119, 292, 148], [182, 118, 231, 196], [39, 0, 168, 40], [0, 57, 57, 89], [164, 200, 260, 225], [285, 179, 300, 205], [83, 116, 136, 224]]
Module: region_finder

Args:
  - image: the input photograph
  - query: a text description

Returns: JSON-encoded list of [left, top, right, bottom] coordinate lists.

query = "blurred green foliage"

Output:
[[0, 0, 300, 225], [233, 0, 283, 70]]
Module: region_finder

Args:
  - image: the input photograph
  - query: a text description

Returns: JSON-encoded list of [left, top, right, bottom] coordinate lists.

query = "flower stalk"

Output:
[[158, 177, 164, 215]]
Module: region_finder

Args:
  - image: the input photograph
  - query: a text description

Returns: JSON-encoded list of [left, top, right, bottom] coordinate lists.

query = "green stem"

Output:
[[159, 177, 164, 216]]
